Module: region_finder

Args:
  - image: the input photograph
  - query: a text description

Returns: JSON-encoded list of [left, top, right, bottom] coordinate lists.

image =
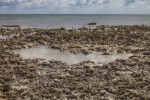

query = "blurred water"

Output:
[[0, 14, 150, 29], [0, 35, 6, 39], [14, 46, 133, 65], [0, 33, 20, 39]]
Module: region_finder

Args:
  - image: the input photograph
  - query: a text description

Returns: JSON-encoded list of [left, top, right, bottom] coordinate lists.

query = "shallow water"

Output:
[[1, 26, 20, 30], [14, 46, 132, 65], [0, 35, 7, 39], [0, 34, 20, 39]]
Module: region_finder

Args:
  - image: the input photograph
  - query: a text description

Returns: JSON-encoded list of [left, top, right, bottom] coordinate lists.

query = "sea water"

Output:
[[0, 14, 150, 29]]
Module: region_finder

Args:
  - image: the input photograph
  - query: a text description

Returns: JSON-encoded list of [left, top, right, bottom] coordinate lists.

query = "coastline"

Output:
[[0, 25, 150, 99]]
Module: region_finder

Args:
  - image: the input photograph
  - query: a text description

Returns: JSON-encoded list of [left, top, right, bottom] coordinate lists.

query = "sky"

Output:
[[0, 0, 150, 14]]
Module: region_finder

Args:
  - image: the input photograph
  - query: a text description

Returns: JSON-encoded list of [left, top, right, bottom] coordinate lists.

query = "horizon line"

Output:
[[0, 13, 150, 15]]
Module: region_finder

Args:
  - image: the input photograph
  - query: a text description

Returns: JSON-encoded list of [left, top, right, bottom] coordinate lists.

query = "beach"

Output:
[[0, 25, 150, 99]]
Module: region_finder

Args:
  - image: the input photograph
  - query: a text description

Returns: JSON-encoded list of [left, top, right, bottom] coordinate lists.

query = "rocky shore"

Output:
[[0, 25, 150, 99]]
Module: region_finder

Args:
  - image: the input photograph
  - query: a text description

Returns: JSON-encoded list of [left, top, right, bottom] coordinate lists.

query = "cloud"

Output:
[[124, 0, 135, 6], [0, 0, 32, 8], [0, 0, 150, 14], [0, 0, 111, 9], [124, 0, 150, 6], [1, 0, 150, 9]]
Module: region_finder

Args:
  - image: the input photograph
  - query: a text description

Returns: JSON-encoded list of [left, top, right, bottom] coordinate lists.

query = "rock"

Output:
[[0, 94, 7, 99], [87, 23, 97, 25], [3, 77, 11, 82], [143, 52, 150, 55], [99, 90, 106, 96], [0, 25, 150, 99], [2, 84, 11, 92], [0, 79, 5, 84], [81, 49, 89, 55], [21, 91, 29, 96], [83, 65, 90, 69], [26, 73, 36, 79], [8, 90, 17, 96], [102, 52, 110, 55]]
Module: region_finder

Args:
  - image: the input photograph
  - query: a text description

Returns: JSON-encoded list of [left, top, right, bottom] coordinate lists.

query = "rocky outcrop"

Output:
[[0, 25, 150, 99]]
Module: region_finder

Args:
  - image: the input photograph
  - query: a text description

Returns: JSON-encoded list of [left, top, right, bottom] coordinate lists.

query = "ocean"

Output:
[[0, 14, 150, 29]]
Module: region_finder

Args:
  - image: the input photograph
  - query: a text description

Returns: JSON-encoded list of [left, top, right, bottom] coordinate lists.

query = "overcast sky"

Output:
[[0, 0, 150, 14]]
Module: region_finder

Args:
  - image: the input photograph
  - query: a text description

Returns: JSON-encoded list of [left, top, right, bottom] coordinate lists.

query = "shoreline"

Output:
[[0, 25, 150, 99], [1, 24, 150, 30]]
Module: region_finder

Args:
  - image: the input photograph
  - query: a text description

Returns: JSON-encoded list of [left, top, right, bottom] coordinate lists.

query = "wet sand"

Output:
[[0, 25, 150, 99]]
